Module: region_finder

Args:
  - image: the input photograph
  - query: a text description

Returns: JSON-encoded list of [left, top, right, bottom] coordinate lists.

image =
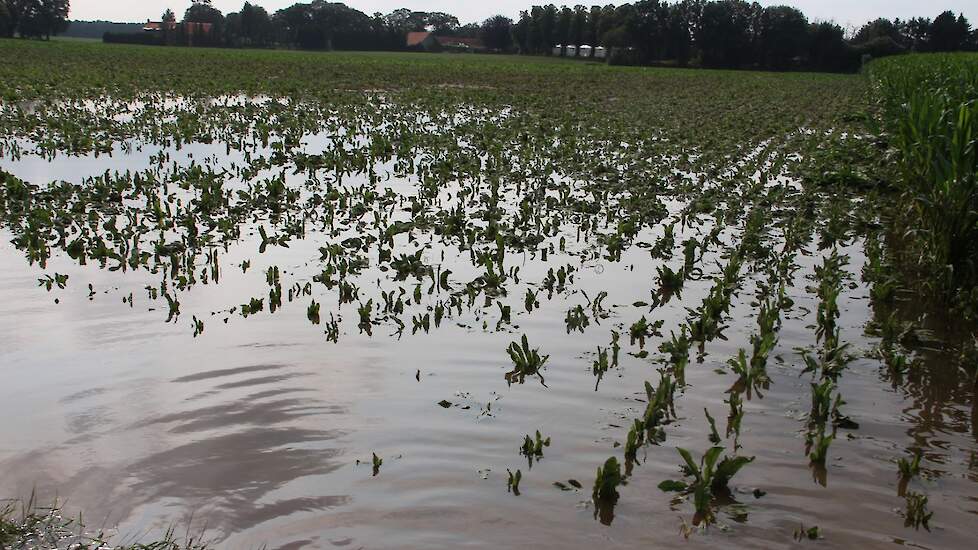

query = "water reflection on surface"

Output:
[[1, 133, 977, 550]]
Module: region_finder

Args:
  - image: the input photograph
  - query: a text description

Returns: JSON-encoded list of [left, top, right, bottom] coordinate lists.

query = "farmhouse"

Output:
[[407, 32, 486, 53], [406, 31, 437, 50], [143, 20, 214, 37]]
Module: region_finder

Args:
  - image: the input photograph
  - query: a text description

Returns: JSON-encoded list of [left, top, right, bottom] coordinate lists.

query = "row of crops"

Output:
[[869, 53, 978, 309], [0, 41, 976, 548]]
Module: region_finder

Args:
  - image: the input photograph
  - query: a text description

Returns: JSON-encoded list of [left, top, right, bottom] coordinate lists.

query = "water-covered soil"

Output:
[[1, 44, 976, 550]]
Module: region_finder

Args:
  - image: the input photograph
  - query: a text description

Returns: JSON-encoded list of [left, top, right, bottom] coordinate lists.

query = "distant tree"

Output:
[[898, 17, 931, 52], [43, 0, 68, 37], [697, 0, 754, 68], [929, 10, 971, 52], [183, 0, 223, 44], [541, 4, 557, 48], [313, 2, 369, 50], [586, 5, 601, 45], [456, 23, 480, 38], [271, 2, 307, 47], [855, 36, 907, 60], [156, 8, 175, 44], [528, 5, 543, 52], [757, 5, 809, 70], [808, 21, 854, 72], [240, 2, 271, 46], [0, 1, 12, 37], [270, 2, 378, 51], [595, 4, 617, 46], [663, 1, 694, 65], [9, 0, 37, 38], [852, 18, 902, 46], [9, 0, 69, 39], [184, 0, 223, 25], [512, 10, 530, 53], [555, 6, 572, 46], [600, 2, 636, 48], [481, 15, 513, 52], [224, 10, 241, 45], [569, 4, 586, 46], [955, 13, 971, 48], [425, 11, 459, 34], [384, 8, 427, 34], [601, 25, 629, 48], [630, 0, 669, 62], [368, 12, 400, 50]]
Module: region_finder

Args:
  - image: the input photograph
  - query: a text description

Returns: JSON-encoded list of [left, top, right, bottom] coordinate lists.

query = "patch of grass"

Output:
[[0, 497, 210, 549]]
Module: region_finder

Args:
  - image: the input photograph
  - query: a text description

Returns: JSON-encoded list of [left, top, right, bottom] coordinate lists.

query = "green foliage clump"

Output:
[[870, 54, 978, 298]]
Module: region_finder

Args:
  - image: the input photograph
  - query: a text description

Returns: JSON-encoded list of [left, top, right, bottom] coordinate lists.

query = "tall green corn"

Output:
[[870, 54, 978, 287]]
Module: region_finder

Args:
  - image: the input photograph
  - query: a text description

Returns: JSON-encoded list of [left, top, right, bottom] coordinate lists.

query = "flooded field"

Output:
[[1, 43, 976, 549]]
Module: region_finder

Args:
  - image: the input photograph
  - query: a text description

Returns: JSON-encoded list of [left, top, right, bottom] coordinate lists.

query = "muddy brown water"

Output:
[[1, 137, 976, 550]]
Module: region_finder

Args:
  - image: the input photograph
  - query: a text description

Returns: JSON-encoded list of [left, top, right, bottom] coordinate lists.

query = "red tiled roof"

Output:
[[406, 32, 431, 47]]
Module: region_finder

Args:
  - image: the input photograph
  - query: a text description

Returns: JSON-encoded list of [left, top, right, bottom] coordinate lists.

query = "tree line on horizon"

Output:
[[0, 0, 70, 39], [513, 2, 976, 71], [4, 0, 977, 73], [101, 1, 476, 51]]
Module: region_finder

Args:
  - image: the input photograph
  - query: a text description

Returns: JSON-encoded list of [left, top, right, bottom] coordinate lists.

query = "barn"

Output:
[[407, 32, 486, 53]]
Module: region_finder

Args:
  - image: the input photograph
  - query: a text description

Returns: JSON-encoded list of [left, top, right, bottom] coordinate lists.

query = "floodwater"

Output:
[[1, 116, 976, 550]]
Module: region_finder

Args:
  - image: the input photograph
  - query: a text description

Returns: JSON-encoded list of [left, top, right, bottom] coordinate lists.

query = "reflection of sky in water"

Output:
[[0, 120, 976, 549]]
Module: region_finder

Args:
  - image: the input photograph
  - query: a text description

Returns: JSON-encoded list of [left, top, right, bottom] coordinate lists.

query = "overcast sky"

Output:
[[72, 1, 978, 29]]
